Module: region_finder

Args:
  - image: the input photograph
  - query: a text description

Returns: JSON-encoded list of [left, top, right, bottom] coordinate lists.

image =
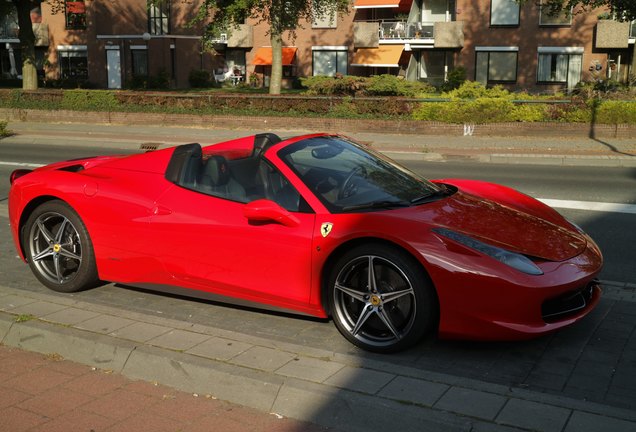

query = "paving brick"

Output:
[[231, 346, 295, 372], [275, 356, 344, 383], [82, 388, 156, 421], [147, 392, 222, 424], [109, 321, 171, 343], [565, 411, 636, 432], [0, 384, 31, 409], [147, 329, 211, 351], [28, 409, 117, 432], [41, 307, 102, 325], [75, 314, 137, 334], [17, 387, 93, 418], [496, 399, 570, 432], [104, 411, 184, 432], [323, 366, 395, 394], [434, 387, 507, 420], [64, 370, 129, 397], [186, 336, 252, 361], [0, 294, 36, 311], [9, 301, 68, 317], [4, 367, 75, 396], [0, 406, 49, 432], [378, 376, 449, 407]]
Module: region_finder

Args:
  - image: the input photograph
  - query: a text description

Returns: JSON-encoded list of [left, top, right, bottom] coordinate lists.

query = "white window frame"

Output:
[[536, 46, 583, 85], [312, 9, 337, 28]]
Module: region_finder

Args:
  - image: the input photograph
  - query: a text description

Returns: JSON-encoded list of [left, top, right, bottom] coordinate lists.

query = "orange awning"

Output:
[[351, 45, 404, 67], [354, 0, 411, 9], [253, 47, 297, 66], [66, 1, 86, 13]]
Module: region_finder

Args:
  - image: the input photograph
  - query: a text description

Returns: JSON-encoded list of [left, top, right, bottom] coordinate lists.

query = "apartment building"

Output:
[[0, 0, 634, 92]]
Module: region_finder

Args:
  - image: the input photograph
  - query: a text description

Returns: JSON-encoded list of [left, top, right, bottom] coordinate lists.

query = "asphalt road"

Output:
[[2, 142, 636, 412]]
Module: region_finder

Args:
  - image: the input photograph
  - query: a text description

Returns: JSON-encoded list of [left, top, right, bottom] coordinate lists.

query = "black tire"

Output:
[[22, 200, 98, 293], [328, 243, 436, 353]]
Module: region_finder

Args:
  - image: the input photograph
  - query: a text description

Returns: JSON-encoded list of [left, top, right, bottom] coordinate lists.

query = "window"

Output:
[[131, 48, 148, 76], [313, 10, 336, 28], [490, 0, 519, 26], [475, 47, 518, 84], [58, 46, 88, 79], [537, 48, 582, 88], [539, 1, 571, 25], [631, 20, 636, 38], [65, 0, 86, 30], [149, 1, 170, 35], [312, 48, 347, 76]]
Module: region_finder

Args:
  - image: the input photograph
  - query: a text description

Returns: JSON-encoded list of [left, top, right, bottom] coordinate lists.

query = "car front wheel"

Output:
[[328, 244, 436, 353], [23, 200, 98, 293]]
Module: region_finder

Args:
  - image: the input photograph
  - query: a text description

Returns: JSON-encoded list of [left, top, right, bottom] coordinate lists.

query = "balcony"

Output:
[[0, 17, 19, 40], [354, 19, 463, 48], [209, 24, 253, 48], [595, 20, 629, 49]]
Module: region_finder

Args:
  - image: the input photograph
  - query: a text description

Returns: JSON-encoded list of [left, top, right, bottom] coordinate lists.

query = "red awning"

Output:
[[253, 47, 297, 66]]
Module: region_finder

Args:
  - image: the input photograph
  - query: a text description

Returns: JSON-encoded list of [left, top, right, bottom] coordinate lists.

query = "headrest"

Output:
[[203, 155, 230, 187]]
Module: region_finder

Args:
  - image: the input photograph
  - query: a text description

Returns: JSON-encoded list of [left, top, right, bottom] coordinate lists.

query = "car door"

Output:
[[148, 183, 317, 311]]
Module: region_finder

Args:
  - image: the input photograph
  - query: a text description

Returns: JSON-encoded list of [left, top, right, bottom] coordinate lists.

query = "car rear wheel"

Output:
[[23, 200, 98, 293], [328, 244, 436, 353]]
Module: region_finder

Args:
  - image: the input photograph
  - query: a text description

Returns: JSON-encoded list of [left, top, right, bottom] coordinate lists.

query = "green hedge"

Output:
[[301, 74, 434, 97], [0, 82, 635, 124]]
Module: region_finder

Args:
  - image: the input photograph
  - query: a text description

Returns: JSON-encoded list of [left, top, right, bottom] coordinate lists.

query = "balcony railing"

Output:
[[378, 20, 436, 40]]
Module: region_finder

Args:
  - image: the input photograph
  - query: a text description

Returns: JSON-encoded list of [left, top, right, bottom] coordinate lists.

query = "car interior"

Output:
[[164, 134, 311, 213]]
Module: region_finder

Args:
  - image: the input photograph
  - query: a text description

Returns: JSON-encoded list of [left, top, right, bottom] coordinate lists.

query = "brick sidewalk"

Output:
[[0, 345, 329, 432]]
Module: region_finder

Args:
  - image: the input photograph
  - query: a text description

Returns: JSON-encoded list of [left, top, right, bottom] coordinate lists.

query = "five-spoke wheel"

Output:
[[328, 244, 436, 353], [23, 200, 98, 293]]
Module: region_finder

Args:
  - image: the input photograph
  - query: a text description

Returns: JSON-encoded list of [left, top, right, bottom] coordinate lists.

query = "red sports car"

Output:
[[9, 133, 602, 352]]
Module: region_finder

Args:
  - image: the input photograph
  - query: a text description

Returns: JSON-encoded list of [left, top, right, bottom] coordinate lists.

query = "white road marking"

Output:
[[0, 161, 44, 168], [539, 198, 636, 215]]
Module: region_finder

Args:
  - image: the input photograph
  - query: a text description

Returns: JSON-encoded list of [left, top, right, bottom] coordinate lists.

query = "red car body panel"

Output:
[[8, 133, 603, 341]]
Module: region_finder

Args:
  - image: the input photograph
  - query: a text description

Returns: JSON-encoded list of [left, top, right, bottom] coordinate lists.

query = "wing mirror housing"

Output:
[[243, 199, 300, 227]]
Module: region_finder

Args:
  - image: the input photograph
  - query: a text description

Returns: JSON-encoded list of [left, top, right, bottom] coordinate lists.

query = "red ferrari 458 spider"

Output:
[[9, 133, 602, 352]]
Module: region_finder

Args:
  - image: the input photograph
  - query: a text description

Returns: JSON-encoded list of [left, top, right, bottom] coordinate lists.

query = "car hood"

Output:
[[407, 191, 586, 262]]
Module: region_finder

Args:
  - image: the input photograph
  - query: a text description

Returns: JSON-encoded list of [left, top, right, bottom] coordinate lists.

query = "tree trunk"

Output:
[[269, 32, 283, 95], [13, 0, 38, 90]]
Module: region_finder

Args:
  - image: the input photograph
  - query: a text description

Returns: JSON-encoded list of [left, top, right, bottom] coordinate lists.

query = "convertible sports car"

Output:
[[9, 133, 603, 353]]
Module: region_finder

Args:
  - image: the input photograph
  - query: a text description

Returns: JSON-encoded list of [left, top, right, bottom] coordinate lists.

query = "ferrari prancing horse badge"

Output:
[[321, 222, 333, 238]]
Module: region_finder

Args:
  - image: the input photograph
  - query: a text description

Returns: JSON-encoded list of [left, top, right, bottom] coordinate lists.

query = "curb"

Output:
[[2, 284, 636, 432]]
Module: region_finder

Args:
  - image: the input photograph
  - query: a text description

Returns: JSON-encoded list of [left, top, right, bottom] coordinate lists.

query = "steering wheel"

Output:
[[338, 166, 367, 199]]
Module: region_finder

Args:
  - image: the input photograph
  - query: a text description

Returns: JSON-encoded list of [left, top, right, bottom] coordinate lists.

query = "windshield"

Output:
[[278, 136, 443, 213]]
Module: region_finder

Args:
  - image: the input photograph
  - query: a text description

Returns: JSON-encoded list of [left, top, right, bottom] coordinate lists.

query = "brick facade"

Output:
[[0, 0, 633, 92]]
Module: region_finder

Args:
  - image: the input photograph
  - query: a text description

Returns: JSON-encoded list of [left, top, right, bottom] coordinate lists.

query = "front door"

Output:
[[106, 48, 121, 89]]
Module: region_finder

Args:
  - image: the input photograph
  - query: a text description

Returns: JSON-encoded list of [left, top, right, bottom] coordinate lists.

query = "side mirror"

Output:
[[243, 199, 300, 227]]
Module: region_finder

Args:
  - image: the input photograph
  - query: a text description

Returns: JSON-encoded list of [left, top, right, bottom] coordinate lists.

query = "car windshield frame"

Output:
[[277, 135, 443, 213]]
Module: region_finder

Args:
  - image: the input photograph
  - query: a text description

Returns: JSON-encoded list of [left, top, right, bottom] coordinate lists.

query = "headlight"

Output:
[[432, 227, 543, 276]]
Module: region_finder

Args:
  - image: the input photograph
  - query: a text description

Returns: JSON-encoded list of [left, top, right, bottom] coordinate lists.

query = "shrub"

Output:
[[440, 66, 466, 92], [61, 90, 119, 111], [301, 75, 368, 96], [413, 98, 551, 123], [365, 74, 434, 97], [0, 120, 10, 137], [189, 69, 213, 88], [444, 81, 510, 99], [595, 100, 636, 125]]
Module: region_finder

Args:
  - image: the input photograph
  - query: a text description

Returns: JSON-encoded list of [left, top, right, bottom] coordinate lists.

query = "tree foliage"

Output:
[[195, 0, 350, 94]]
